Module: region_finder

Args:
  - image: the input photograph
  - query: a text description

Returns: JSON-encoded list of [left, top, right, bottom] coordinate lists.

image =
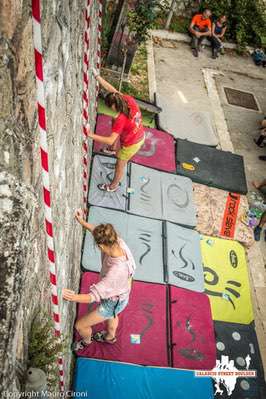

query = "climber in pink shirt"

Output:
[[63, 209, 136, 352]]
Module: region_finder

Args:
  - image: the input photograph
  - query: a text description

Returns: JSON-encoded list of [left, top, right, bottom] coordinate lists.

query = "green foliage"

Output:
[[127, 0, 161, 44], [169, 15, 190, 33], [200, 0, 266, 48], [28, 312, 67, 388]]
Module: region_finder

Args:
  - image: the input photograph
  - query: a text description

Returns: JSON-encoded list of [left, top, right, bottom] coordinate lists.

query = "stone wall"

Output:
[[0, 0, 100, 393]]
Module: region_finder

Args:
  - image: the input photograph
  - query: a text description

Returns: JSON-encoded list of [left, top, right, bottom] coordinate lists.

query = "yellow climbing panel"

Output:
[[201, 235, 253, 324]]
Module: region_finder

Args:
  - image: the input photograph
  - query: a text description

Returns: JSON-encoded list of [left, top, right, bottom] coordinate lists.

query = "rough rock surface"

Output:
[[0, 0, 100, 392]]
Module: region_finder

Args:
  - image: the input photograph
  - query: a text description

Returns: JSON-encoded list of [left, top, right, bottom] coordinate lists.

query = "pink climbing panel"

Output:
[[93, 115, 176, 172], [170, 286, 216, 370], [76, 272, 168, 367]]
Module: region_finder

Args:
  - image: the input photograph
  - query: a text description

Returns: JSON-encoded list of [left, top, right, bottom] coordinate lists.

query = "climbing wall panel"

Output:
[[214, 321, 266, 398], [82, 207, 164, 284], [88, 155, 127, 210], [201, 236, 253, 324], [166, 222, 204, 292], [129, 163, 196, 227], [77, 273, 168, 367], [170, 286, 216, 370]]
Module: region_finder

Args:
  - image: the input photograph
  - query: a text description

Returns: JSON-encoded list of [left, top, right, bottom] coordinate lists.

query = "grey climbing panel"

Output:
[[88, 155, 127, 210], [82, 206, 164, 284], [128, 164, 196, 227], [166, 222, 204, 292]]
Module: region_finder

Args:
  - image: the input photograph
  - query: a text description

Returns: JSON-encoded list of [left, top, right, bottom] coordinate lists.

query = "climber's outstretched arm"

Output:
[[92, 67, 120, 94], [63, 289, 94, 303], [75, 209, 95, 232]]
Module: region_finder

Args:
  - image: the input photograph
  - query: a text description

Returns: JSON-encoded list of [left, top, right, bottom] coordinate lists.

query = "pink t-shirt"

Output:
[[89, 238, 136, 302], [112, 95, 145, 147]]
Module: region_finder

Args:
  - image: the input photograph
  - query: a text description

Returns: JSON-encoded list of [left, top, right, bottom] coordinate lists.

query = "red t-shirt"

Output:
[[112, 95, 145, 147], [191, 14, 211, 31]]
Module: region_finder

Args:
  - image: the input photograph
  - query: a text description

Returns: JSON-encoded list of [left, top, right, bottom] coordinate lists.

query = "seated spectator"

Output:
[[254, 116, 266, 148], [210, 15, 227, 59], [252, 179, 266, 241], [189, 9, 212, 57]]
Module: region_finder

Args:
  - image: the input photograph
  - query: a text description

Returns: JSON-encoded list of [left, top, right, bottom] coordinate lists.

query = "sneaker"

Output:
[[97, 183, 119, 192], [254, 138, 265, 148], [71, 339, 91, 353], [192, 48, 198, 58], [254, 226, 262, 241]]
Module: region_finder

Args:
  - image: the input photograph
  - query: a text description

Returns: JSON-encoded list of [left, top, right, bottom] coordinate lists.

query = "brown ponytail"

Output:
[[93, 223, 118, 247], [105, 92, 130, 118]]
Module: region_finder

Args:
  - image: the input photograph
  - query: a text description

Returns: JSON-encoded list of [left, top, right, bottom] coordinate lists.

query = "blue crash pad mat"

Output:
[[74, 358, 214, 399], [176, 139, 248, 194]]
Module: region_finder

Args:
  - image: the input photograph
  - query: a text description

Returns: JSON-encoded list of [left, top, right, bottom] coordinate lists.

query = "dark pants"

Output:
[[256, 134, 265, 146], [209, 36, 222, 53], [190, 26, 209, 49]]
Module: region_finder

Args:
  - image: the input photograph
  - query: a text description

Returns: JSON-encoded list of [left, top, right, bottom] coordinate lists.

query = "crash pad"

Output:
[[128, 163, 196, 227], [82, 207, 127, 272], [74, 358, 214, 399], [176, 139, 248, 194], [77, 272, 168, 367], [165, 222, 204, 292], [193, 183, 254, 247], [170, 286, 216, 370], [88, 155, 127, 210], [214, 321, 266, 399], [156, 93, 218, 146], [82, 206, 164, 284], [93, 115, 176, 173], [201, 236, 253, 324]]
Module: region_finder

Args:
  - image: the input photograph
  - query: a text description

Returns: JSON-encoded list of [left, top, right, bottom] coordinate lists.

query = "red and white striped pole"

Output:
[[32, 0, 65, 392], [82, 0, 92, 215], [95, 0, 103, 110]]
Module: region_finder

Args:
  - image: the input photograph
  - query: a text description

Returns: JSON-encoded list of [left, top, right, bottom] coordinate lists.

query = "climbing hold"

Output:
[[181, 162, 196, 172], [130, 334, 141, 344], [127, 187, 135, 194], [140, 176, 149, 183]]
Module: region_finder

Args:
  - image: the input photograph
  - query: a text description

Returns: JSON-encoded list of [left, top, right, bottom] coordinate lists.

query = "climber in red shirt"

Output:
[[87, 69, 145, 192]]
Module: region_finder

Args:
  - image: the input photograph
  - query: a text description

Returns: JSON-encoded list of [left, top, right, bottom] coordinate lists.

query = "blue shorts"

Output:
[[97, 297, 129, 319]]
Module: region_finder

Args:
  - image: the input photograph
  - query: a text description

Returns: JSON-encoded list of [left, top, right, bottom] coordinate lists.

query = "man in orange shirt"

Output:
[[189, 9, 212, 57]]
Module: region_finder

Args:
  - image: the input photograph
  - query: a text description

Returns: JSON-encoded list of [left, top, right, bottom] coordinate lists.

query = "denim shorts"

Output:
[[97, 297, 129, 319]]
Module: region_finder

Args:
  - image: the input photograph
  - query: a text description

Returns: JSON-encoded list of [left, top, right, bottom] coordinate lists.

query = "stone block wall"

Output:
[[0, 0, 100, 393]]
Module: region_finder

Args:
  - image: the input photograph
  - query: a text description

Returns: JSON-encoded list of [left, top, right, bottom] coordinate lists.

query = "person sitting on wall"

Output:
[[210, 15, 227, 59], [189, 8, 212, 58], [252, 180, 266, 241], [63, 210, 136, 351], [86, 68, 145, 193], [254, 116, 266, 148]]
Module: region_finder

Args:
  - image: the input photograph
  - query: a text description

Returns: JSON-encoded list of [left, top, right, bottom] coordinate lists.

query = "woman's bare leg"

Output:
[[75, 310, 105, 343], [109, 159, 127, 189], [106, 316, 119, 340]]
